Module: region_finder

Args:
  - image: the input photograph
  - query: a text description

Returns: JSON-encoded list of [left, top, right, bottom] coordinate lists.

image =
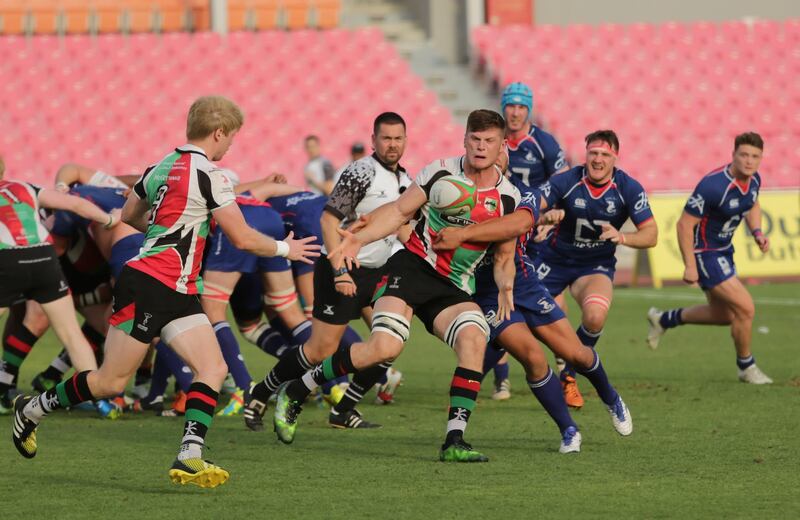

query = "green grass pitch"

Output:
[[1, 283, 798, 519]]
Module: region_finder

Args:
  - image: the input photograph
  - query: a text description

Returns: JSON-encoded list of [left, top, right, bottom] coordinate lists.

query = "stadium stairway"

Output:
[[342, 0, 497, 124]]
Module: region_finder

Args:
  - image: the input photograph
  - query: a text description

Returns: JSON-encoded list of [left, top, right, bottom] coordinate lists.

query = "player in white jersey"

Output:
[[271, 110, 521, 463], [245, 112, 412, 430]]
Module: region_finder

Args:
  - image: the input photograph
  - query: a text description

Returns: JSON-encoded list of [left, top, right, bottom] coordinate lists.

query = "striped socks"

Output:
[[24, 371, 95, 423], [1, 324, 39, 392], [179, 382, 218, 461], [659, 308, 684, 329], [446, 367, 482, 443]]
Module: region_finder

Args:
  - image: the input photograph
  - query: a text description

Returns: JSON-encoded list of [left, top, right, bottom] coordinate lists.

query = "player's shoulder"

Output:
[[753, 171, 762, 188], [553, 165, 583, 185], [415, 156, 462, 185], [611, 167, 645, 191], [530, 125, 562, 150], [695, 165, 729, 191]]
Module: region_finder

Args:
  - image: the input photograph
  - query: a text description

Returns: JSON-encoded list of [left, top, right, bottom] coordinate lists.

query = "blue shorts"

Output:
[[205, 206, 290, 274], [474, 268, 565, 342], [695, 249, 736, 291], [109, 233, 144, 280], [229, 272, 264, 323], [534, 252, 616, 297], [288, 212, 323, 278]]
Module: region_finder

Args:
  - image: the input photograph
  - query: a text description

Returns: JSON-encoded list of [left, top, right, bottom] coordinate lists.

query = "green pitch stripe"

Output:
[[322, 358, 336, 381], [2, 351, 23, 367], [56, 383, 69, 407], [450, 396, 476, 411], [186, 408, 214, 428]]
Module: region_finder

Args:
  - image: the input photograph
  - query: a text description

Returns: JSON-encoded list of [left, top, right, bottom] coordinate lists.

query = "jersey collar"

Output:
[[581, 166, 616, 199], [176, 144, 208, 158], [723, 164, 752, 194], [371, 152, 405, 175]]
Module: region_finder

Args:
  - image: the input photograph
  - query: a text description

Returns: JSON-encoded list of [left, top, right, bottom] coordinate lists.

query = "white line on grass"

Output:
[[615, 289, 800, 307]]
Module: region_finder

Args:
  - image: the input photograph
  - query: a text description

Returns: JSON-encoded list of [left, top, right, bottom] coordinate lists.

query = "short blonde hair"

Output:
[[186, 96, 244, 140]]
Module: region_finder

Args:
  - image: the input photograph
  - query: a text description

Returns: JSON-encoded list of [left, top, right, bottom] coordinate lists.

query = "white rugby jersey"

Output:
[[88, 171, 129, 189], [324, 154, 412, 268]]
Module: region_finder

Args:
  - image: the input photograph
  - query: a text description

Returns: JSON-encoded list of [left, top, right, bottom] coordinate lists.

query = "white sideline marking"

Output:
[[615, 290, 800, 307]]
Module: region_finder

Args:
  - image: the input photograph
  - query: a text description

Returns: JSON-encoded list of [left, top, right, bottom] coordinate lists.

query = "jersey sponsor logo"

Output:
[[323, 304, 335, 316], [574, 198, 587, 209], [717, 256, 732, 275], [554, 151, 566, 171], [483, 309, 500, 327], [687, 193, 704, 213], [442, 215, 475, 227], [605, 199, 616, 214], [388, 276, 401, 289], [729, 198, 739, 208], [634, 192, 650, 213], [524, 150, 538, 163], [483, 197, 498, 213], [541, 182, 551, 198], [537, 297, 555, 313], [536, 262, 551, 280], [137, 312, 153, 332], [58, 280, 69, 292]]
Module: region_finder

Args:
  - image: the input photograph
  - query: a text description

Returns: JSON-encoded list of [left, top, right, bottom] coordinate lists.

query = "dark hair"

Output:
[[734, 132, 764, 151], [304, 135, 319, 143], [585, 129, 620, 152], [466, 109, 505, 133], [373, 112, 406, 135]]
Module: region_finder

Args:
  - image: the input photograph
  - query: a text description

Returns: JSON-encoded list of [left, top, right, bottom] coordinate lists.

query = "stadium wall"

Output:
[[535, 0, 800, 25]]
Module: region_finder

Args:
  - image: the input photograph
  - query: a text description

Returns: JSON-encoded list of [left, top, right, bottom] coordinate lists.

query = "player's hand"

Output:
[[496, 281, 515, 322], [600, 223, 623, 244], [682, 265, 699, 286], [533, 224, 554, 243], [284, 231, 321, 264], [754, 233, 769, 253], [106, 208, 122, 229], [330, 228, 363, 270], [539, 209, 565, 226], [432, 227, 466, 250], [347, 214, 370, 234], [334, 272, 357, 297], [266, 173, 287, 184]]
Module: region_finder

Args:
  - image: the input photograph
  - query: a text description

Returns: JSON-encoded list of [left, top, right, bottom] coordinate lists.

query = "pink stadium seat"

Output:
[[473, 20, 799, 190], [0, 29, 461, 185]]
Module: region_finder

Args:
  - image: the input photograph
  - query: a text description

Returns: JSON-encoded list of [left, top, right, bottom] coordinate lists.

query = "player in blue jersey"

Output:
[[646, 132, 772, 384], [536, 130, 657, 408], [488, 82, 570, 400], [437, 180, 635, 449]]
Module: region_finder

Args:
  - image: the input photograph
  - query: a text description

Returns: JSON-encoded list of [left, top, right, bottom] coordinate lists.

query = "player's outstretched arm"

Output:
[[433, 209, 535, 250], [330, 183, 426, 270], [493, 238, 517, 322], [676, 211, 701, 285], [38, 188, 119, 229], [745, 199, 769, 253], [214, 203, 321, 263]]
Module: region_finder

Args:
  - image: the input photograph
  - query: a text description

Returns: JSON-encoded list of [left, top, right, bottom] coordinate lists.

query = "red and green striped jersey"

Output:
[[405, 156, 520, 294], [0, 180, 52, 249], [127, 144, 236, 294]]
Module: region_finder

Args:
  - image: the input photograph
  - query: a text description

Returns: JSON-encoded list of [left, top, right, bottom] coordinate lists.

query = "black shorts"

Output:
[[312, 254, 385, 325], [373, 249, 472, 334], [0, 245, 70, 307], [109, 265, 206, 343]]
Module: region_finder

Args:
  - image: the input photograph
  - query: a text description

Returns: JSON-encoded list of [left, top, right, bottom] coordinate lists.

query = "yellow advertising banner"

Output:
[[647, 191, 800, 287]]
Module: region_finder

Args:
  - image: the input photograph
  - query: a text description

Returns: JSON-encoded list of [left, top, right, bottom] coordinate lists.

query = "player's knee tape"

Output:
[[240, 320, 268, 344], [263, 288, 298, 312], [582, 293, 610, 311], [371, 312, 411, 343], [444, 311, 490, 349], [161, 313, 211, 344], [75, 283, 112, 308], [203, 282, 232, 303]]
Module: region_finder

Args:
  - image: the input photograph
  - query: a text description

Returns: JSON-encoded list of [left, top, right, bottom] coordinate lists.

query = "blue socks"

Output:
[[528, 368, 577, 434], [575, 350, 618, 406], [659, 309, 684, 329], [736, 355, 755, 370], [256, 325, 292, 358], [562, 325, 603, 379], [146, 341, 192, 401], [481, 345, 507, 377], [214, 321, 252, 391]]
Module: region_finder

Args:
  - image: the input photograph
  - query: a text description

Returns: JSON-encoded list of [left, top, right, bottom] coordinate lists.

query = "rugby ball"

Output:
[[428, 175, 477, 217]]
